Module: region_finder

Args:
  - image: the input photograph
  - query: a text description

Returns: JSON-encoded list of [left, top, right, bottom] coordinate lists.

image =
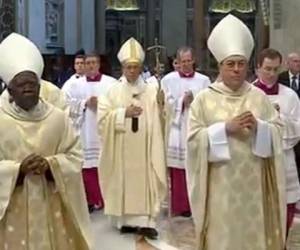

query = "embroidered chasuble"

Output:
[[97, 76, 167, 226], [187, 81, 286, 250], [0, 98, 93, 250]]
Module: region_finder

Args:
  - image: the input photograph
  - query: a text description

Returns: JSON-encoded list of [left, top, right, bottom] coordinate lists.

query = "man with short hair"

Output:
[[278, 52, 300, 97], [187, 15, 285, 250], [254, 48, 300, 234], [161, 46, 210, 216], [0, 33, 93, 250], [70, 54, 86, 80], [98, 37, 167, 239], [63, 52, 115, 213]]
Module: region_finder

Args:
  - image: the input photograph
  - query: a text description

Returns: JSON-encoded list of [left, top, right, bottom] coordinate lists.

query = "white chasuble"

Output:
[[98, 76, 167, 227]]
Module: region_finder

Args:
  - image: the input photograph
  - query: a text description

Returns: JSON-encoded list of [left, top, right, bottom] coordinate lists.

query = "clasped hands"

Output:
[[125, 104, 143, 118], [183, 91, 194, 109], [225, 111, 257, 136], [20, 153, 50, 176], [85, 96, 98, 112]]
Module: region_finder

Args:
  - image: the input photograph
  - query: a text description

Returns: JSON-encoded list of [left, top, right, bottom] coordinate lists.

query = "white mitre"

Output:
[[207, 14, 254, 63], [0, 33, 44, 84], [117, 37, 145, 65]]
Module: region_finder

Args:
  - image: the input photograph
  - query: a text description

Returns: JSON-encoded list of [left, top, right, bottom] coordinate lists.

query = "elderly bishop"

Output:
[[97, 38, 167, 239]]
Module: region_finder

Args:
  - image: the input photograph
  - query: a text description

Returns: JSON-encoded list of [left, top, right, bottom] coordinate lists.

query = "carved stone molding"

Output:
[[0, 0, 15, 41], [45, 0, 64, 46]]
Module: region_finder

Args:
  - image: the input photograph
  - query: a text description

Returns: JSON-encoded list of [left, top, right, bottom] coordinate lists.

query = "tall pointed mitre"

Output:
[[207, 14, 254, 63], [0, 33, 44, 84], [117, 37, 145, 65]]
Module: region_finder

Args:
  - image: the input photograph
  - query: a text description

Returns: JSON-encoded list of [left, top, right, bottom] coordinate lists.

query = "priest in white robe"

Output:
[[0, 33, 93, 250], [63, 53, 115, 212], [61, 54, 86, 93], [187, 15, 286, 250], [254, 48, 300, 234], [98, 37, 167, 239], [161, 46, 210, 216]]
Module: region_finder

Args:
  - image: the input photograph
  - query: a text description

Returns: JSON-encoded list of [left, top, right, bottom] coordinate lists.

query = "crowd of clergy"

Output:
[[0, 13, 300, 250]]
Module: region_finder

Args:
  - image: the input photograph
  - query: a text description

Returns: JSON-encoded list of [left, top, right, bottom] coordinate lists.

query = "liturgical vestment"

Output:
[[97, 76, 167, 227], [0, 97, 93, 250], [187, 81, 286, 250]]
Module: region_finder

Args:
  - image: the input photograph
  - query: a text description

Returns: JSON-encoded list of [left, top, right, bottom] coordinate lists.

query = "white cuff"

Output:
[[208, 122, 231, 162], [115, 108, 126, 131], [252, 119, 272, 158]]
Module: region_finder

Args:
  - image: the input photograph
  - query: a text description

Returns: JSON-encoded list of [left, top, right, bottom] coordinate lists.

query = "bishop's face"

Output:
[[8, 71, 40, 111], [219, 55, 248, 91], [123, 62, 142, 83]]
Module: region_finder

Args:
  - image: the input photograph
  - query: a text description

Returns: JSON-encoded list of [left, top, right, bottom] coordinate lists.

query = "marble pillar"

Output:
[[193, 0, 206, 70], [95, 0, 106, 54], [162, 0, 187, 56]]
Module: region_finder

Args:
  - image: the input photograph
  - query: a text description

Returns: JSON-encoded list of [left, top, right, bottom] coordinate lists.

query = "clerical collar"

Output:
[[86, 73, 102, 82], [178, 71, 195, 78], [254, 79, 279, 95]]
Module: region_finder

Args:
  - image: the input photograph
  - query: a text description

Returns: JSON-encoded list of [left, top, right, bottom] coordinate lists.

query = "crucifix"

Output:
[[146, 38, 167, 131]]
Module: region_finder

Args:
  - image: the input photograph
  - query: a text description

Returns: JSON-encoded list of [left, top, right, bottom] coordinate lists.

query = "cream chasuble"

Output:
[[97, 76, 167, 227], [0, 79, 68, 111], [0, 98, 93, 250], [187, 81, 286, 250]]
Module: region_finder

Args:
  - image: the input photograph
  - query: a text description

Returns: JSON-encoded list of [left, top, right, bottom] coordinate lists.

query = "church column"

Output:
[[80, 0, 95, 52], [0, 0, 16, 41], [146, 0, 155, 48], [193, 0, 206, 70], [255, 2, 269, 53], [64, 0, 80, 54], [162, 0, 187, 56], [95, 0, 106, 54]]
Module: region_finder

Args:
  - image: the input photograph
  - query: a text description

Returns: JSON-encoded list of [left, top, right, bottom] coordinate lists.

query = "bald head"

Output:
[[287, 52, 300, 74]]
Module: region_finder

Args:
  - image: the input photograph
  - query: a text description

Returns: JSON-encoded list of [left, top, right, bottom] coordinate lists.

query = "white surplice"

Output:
[[63, 74, 116, 168], [266, 84, 300, 204], [161, 71, 211, 168]]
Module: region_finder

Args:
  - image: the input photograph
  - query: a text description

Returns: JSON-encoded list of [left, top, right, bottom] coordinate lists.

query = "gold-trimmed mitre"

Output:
[[117, 37, 145, 65]]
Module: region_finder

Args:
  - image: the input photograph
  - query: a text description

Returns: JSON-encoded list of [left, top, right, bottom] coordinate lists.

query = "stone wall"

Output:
[[270, 0, 300, 58]]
